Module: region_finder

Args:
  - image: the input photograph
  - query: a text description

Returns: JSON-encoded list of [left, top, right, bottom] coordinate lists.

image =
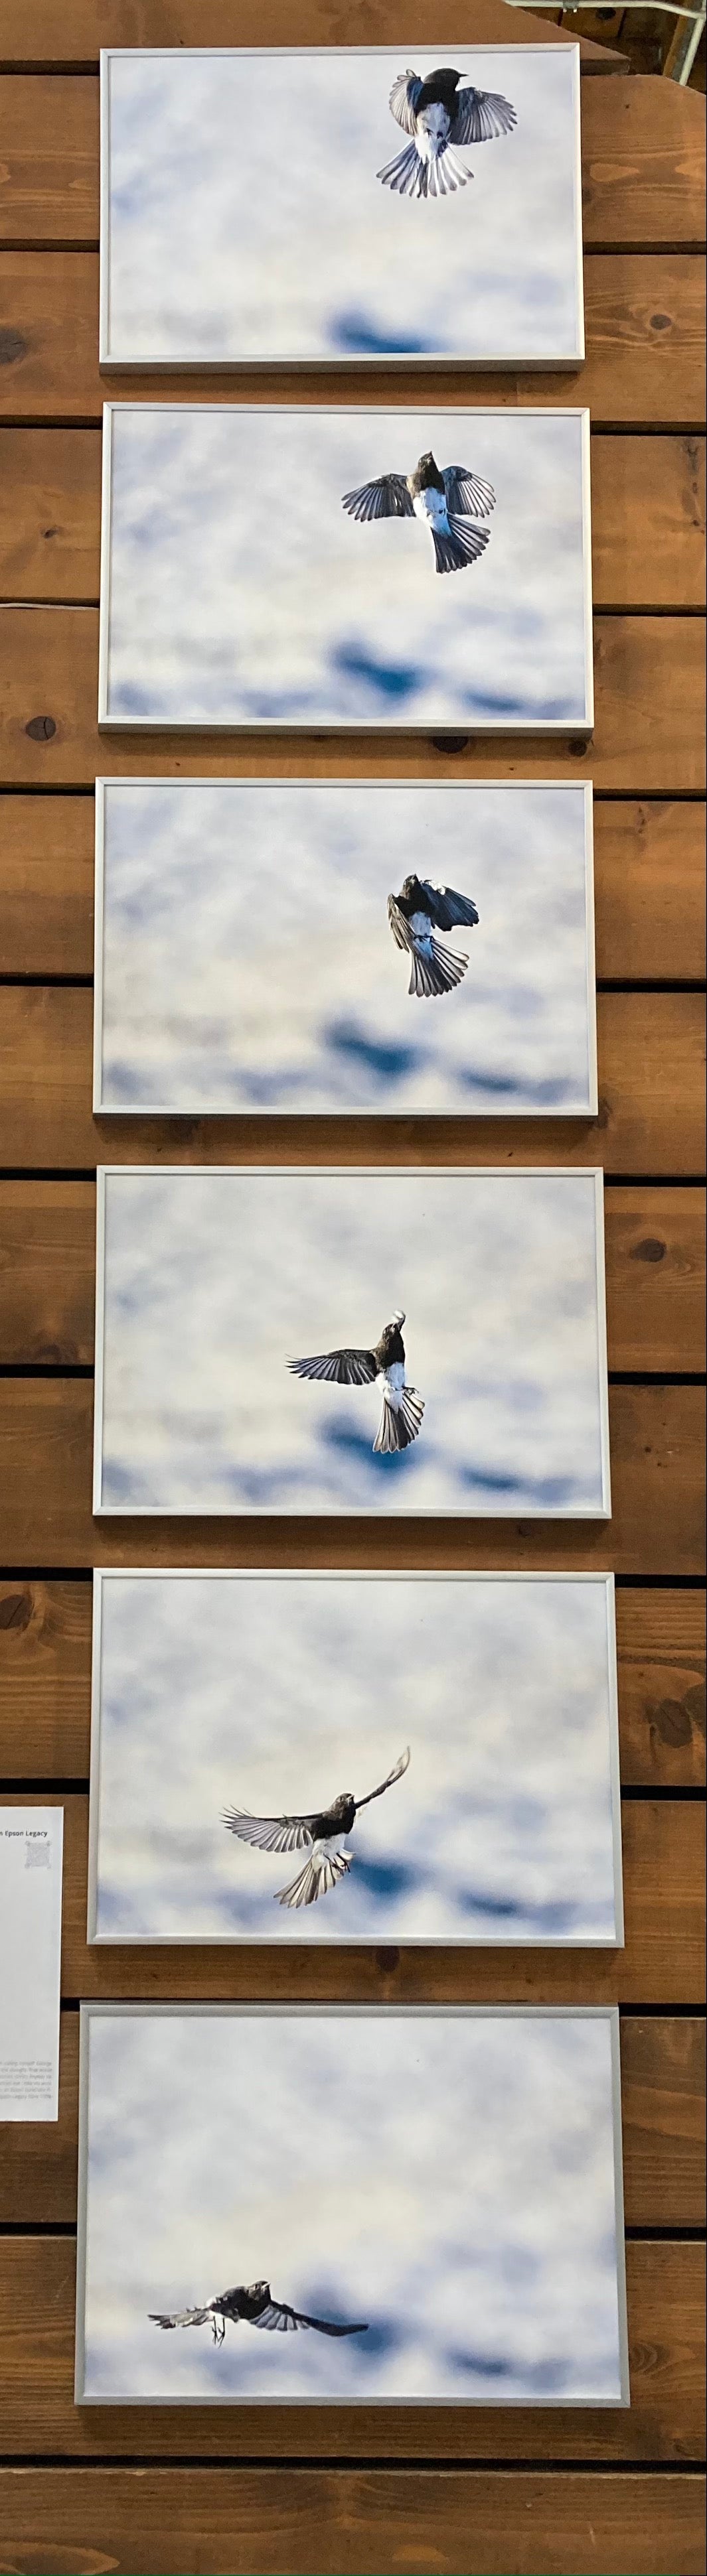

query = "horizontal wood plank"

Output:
[[2, 2011, 702, 2232], [1, 253, 704, 424], [0, 2467, 703, 2576], [616, 1588, 706, 1788], [1, 986, 704, 1172], [581, 74, 707, 247], [0, 2238, 702, 2462], [0, 1579, 703, 1791], [0, 1787, 698, 2003], [7, 70, 700, 250], [1, 608, 704, 794], [1, 429, 704, 610], [0, 0, 629, 73], [0, 1380, 703, 1576], [621, 2015, 706, 2230], [1, 795, 704, 984], [0, 1183, 704, 1373]]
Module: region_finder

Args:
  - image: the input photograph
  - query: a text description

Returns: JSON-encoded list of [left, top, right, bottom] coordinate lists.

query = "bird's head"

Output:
[[430, 66, 461, 90], [390, 1308, 406, 1328], [417, 450, 439, 479], [248, 2280, 270, 2301]]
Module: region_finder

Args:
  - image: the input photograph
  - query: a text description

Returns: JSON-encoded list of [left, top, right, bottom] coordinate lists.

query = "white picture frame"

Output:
[[75, 2002, 630, 2407], [92, 778, 597, 1119], [92, 1164, 611, 1521], [86, 1567, 624, 1948], [99, 44, 585, 372], [97, 403, 594, 735]]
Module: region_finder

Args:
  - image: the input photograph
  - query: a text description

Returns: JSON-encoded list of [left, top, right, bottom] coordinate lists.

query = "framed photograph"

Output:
[[98, 404, 593, 734], [93, 780, 597, 1118], [75, 2004, 629, 2406], [87, 1570, 623, 1947], [99, 45, 584, 370], [92, 1166, 611, 1519]]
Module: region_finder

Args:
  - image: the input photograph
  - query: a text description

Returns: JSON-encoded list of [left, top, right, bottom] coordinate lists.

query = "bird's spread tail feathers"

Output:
[[149, 2305, 212, 2331], [377, 141, 471, 197], [276, 1848, 352, 1909], [432, 517, 490, 576], [374, 1387, 425, 1454], [410, 939, 468, 998]]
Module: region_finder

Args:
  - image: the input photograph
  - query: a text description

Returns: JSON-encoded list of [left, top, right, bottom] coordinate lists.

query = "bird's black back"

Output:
[[411, 451, 444, 498], [416, 68, 461, 109], [311, 1793, 356, 1837], [398, 876, 429, 919], [373, 1318, 406, 1369]]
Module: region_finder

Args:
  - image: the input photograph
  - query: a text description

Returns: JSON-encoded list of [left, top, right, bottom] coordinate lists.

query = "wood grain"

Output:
[[1, 608, 704, 793], [0, 2239, 702, 2463], [1, 429, 704, 609], [2, 795, 704, 984], [2, 2012, 701, 2231], [581, 72, 707, 245], [0, 1379, 703, 1576], [1, 253, 704, 424], [0, 0, 629, 73], [0, 2467, 703, 2576], [1, 986, 704, 1171], [1, 1183, 704, 1372], [616, 1588, 706, 1789], [0, 1578, 703, 1789], [621, 2016, 706, 2230], [7, 68, 698, 250]]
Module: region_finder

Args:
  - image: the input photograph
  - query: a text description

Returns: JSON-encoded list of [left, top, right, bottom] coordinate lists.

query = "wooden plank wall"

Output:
[[0, 11, 705, 2573]]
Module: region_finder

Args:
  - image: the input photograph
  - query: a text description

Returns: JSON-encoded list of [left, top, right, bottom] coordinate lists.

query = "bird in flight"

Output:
[[341, 452, 495, 576], [223, 1745, 410, 1910], [150, 2278, 368, 2344], [377, 65, 516, 200], [388, 874, 480, 998], [288, 1309, 424, 1456]]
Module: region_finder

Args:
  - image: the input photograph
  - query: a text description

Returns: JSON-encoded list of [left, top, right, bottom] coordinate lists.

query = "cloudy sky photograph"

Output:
[[90, 1572, 622, 1946], [94, 1167, 610, 1517], [96, 781, 596, 1117], [100, 404, 591, 730], [78, 2006, 627, 2405], [102, 46, 582, 365]]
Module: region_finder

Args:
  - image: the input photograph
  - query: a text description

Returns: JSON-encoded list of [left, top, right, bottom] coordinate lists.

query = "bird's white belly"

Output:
[[409, 910, 433, 945], [382, 1361, 406, 1404], [414, 487, 450, 533], [418, 103, 451, 161]]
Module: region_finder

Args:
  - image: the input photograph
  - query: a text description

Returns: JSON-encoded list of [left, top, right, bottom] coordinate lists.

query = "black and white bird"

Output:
[[377, 65, 516, 200], [341, 452, 495, 576], [388, 873, 480, 998], [288, 1309, 424, 1456], [222, 1746, 410, 1910], [150, 2279, 368, 2344]]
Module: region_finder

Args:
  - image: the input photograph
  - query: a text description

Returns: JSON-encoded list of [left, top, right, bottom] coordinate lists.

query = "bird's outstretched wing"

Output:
[[288, 1346, 378, 1385], [449, 85, 516, 145], [442, 466, 496, 519], [341, 475, 414, 525], [252, 2299, 368, 2335], [388, 69, 424, 134], [355, 1746, 410, 1811], [387, 893, 416, 955], [222, 1807, 315, 1856], [420, 879, 480, 930], [149, 2305, 212, 2331]]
